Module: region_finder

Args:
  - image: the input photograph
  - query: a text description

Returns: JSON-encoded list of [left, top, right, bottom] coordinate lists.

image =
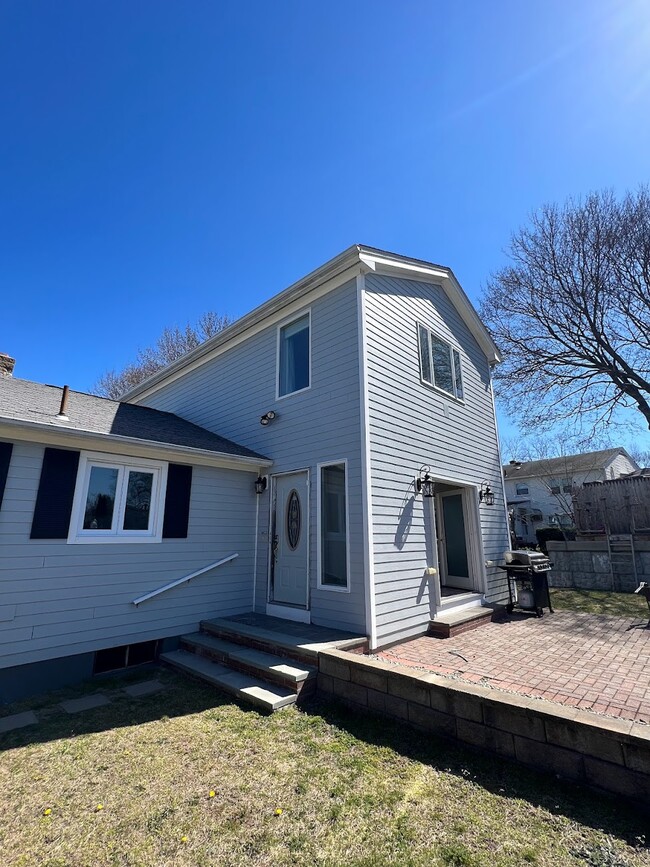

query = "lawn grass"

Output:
[[549, 588, 648, 618], [1, 670, 648, 867]]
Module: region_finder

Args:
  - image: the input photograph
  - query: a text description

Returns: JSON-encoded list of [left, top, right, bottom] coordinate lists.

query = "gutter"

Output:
[[0, 417, 272, 472]]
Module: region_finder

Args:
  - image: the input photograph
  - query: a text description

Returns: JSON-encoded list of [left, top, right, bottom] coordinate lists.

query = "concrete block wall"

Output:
[[546, 540, 650, 593], [318, 649, 650, 812]]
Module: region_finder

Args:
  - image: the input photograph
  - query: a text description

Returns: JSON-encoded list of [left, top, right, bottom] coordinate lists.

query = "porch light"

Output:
[[260, 411, 276, 426], [254, 475, 267, 495], [479, 481, 495, 506], [416, 466, 435, 498]]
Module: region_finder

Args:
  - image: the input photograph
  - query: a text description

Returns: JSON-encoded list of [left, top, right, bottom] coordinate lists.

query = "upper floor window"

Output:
[[549, 478, 572, 495], [278, 313, 310, 397], [516, 483, 529, 495], [417, 324, 463, 400]]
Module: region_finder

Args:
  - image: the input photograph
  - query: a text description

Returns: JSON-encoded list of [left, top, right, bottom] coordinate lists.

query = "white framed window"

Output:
[[516, 483, 529, 495], [277, 311, 311, 398], [317, 460, 350, 591], [417, 324, 463, 400], [69, 453, 168, 544]]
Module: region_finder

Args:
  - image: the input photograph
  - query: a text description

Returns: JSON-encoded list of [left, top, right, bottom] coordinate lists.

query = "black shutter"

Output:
[[162, 463, 193, 538], [30, 448, 80, 539], [0, 442, 13, 510]]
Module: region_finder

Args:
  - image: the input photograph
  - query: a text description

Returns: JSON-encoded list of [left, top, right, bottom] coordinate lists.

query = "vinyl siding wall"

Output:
[[0, 439, 258, 669], [138, 279, 366, 634], [363, 274, 510, 647]]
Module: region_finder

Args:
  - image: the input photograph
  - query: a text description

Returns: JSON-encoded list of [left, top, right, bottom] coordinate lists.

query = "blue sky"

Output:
[[2, 1, 650, 445]]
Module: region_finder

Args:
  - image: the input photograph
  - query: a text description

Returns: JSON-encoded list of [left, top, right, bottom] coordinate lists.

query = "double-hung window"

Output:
[[278, 313, 310, 397], [417, 324, 463, 400], [70, 454, 167, 543]]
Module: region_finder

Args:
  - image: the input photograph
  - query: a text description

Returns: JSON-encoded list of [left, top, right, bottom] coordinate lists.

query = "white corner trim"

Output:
[[357, 273, 378, 648], [316, 458, 351, 593]]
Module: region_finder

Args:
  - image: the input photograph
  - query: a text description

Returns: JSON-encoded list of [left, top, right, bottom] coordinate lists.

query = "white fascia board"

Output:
[[359, 250, 501, 366], [0, 418, 272, 472], [123, 248, 363, 403]]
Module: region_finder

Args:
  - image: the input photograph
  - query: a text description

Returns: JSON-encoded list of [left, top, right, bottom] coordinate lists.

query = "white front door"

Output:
[[271, 471, 309, 608], [436, 491, 474, 591]]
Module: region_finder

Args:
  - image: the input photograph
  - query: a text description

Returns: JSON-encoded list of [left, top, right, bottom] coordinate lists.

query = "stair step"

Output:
[[429, 605, 502, 639], [201, 617, 366, 664], [181, 633, 317, 687], [160, 650, 297, 712]]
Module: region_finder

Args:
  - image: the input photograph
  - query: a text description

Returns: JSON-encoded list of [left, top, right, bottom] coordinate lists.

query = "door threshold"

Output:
[[266, 603, 311, 624], [438, 592, 484, 614]]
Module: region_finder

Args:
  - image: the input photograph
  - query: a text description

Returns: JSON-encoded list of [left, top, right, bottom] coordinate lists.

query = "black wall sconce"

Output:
[[416, 466, 435, 498], [479, 481, 495, 506], [260, 411, 276, 426], [254, 475, 268, 495]]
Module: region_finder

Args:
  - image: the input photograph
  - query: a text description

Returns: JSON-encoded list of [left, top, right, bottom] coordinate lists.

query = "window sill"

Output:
[[419, 378, 465, 405], [317, 581, 351, 594], [276, 384, 312, 402], [67, 535, 163, 545]]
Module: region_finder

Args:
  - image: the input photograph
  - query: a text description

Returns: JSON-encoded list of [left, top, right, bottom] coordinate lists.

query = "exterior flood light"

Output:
[[260, 411, 276, 426], [254, 475, 267, 495], [416, 466, 435, 498], [479, 481, 495, 506]]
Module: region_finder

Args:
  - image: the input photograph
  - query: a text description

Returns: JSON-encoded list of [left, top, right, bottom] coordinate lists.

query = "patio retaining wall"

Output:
[[546, 540, 650, 593], [317, 649, 650, 812]]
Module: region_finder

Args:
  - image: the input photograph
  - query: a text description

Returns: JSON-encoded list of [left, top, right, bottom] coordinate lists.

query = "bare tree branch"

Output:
[[93, 311, 234, 400], [482, 188, 650, 437]]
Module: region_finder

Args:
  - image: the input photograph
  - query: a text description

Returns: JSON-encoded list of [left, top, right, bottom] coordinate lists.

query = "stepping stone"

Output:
[[60, 693, 110, 714], [123, 680, 163, 698], [0, 710, 38, 733]]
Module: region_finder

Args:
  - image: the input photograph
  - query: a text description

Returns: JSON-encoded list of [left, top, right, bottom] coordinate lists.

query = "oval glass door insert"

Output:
[[286, 490, 301, 550]]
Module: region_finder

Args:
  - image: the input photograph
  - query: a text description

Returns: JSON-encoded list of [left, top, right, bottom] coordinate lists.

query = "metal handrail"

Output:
[[132, 553, 239, 606]]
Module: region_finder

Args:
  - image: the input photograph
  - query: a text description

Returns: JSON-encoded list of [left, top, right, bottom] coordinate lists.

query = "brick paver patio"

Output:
[[376, 610, 650, 724]]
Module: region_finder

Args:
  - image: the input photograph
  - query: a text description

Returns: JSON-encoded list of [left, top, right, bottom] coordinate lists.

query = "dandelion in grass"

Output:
[[43, 808, 52, 816], [209, 790, 216, 798], [274, 808, 283, 816], [180, 836, 188, 843], [95, 804, 104, 812]]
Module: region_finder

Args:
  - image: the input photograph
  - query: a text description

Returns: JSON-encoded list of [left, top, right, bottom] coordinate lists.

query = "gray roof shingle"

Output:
[[502, 448, 629, 479], [0, 377, 267, 462]]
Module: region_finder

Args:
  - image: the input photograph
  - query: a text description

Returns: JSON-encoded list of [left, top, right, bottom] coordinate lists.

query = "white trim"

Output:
[[0, 418, 272, 472], [67, 452, 168, 545], [124, 245, 499, 404], [267, 468, 311, 611], [357, 273, 378, 648], [490, 371, 512, 551], [316, 459, 351, 593], [434, 484, 487, 598], [275, 308, 312, 401], [265, 602, 311, 624], [126, 261, 362, 403]]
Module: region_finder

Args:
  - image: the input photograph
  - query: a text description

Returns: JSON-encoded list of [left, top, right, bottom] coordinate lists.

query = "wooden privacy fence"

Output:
[[574, 477, 650, 535]]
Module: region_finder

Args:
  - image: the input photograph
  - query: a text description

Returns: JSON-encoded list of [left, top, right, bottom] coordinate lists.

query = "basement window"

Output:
[[93, 640, 158, 674]]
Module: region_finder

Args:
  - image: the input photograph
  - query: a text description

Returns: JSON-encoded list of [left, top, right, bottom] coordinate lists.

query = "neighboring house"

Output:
[[0, 245, 510, 701], [503, 448, 639, 544]]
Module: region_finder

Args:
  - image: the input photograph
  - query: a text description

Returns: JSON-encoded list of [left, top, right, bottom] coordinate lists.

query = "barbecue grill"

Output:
[[501, 550, 554, 617]]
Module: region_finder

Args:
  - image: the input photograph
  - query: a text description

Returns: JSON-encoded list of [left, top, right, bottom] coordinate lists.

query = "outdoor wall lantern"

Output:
[[416, 466, 435, 498], [479, 481, 495, 506], [254, 475, 268, 495], [260, 411, 276, 426]]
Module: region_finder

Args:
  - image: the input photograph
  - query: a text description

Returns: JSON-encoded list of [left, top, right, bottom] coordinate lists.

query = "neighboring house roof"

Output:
[[621, 467, 650, 478], [0, 377, 269, 465], [502, 448, 637, 480], [122, 244, 501, 403]]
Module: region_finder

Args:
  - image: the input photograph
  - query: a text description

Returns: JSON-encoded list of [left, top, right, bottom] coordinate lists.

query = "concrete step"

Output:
[[180, 632, 317, 692], [201, 617, 366, 664], [160, 650, 297, 712], [429, 605, 502, 639]]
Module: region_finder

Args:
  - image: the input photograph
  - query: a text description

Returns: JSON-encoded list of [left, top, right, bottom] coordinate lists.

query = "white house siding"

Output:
[[137, 280, 366, 634], [0, 440, 259, 669], [363, 274, 510, 647]]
